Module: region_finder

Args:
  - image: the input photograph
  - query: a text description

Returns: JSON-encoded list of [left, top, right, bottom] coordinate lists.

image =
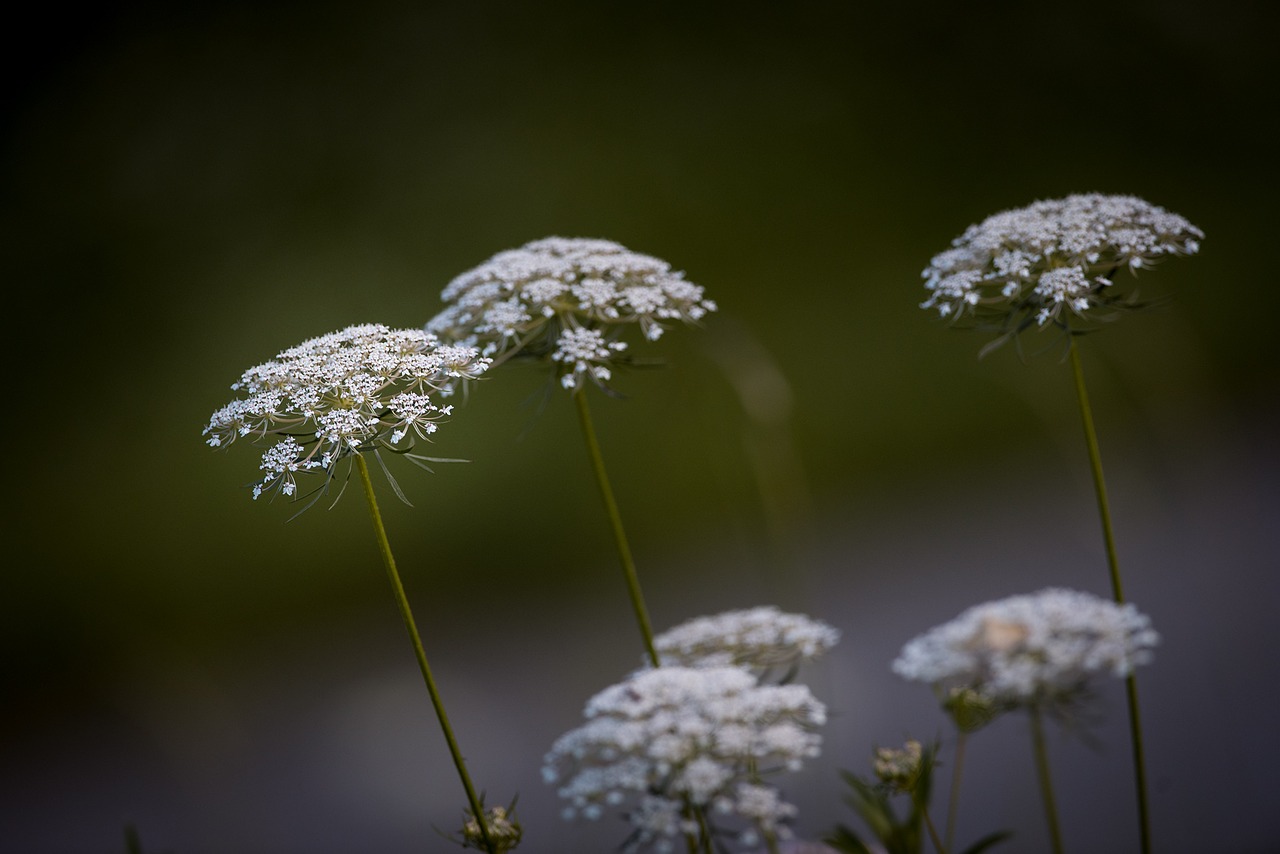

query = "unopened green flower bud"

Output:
[[872, 740, 924, 792], [461, 804, 522, 852]]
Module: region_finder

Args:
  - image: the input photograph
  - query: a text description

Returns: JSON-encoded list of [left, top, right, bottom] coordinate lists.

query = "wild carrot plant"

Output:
[[203, 323, 512, 852], [918, 194, 1201, 853]]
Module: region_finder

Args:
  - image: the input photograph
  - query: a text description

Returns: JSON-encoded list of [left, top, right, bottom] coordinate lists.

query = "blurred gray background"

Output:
[[2, 1, 1277, 852]]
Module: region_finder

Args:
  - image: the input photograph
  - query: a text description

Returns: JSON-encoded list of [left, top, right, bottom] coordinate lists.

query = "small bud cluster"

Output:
[[426, 237, 716, 392], [921, 193, 1202, 330], [204, 323, 489, 500], [872, 740, 924, 792], [892, 588, 1158, 713], [460, 804, 522, 852]]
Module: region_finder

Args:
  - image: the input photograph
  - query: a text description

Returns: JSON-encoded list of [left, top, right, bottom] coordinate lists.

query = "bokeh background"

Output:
[[3, 2, 1277, 852]]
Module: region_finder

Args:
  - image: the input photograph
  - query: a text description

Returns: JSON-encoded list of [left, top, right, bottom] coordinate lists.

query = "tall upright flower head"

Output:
[[892, 588, 1158, 717], [427, 237, 716, 392], [203, 323, 490, 502], [921, 194, 1202, 337], [543, 666, 826, 852], [653, 607, 840, 678]]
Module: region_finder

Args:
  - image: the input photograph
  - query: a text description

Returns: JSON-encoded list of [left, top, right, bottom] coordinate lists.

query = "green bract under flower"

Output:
[[921, 193, 1202, 334], [426, 237, 716, 392], [203, 323, 489, 501]]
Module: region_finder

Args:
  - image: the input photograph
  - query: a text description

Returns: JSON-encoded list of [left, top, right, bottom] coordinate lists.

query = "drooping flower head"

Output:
[[204, 323, 490, 502], [543, 665, 826, 852], [921, 194, 1202, 336], [892, 588, 1158, 716], [653, 607, 840, 678], [427, 237, 716, 392]]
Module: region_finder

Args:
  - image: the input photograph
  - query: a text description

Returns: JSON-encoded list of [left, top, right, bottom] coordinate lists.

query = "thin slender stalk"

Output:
[[573, 391, 720, 849], [913, 794, 948, 854], [573, 389, 661, 667], [1029, 709, 1065, 854], [1067, 338, 1125, 603], [944, 731, 968, 852], [1067, 338, 1152, 854], [354, 454, 495, 854]]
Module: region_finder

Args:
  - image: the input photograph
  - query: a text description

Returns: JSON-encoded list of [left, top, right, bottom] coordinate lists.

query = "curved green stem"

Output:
[[914, 793, 948, 854], [1029, 709, 1065, 854], [354, 454, 495, 854], [1068, 338, 1152, 854], [573, 389, 661, 667]]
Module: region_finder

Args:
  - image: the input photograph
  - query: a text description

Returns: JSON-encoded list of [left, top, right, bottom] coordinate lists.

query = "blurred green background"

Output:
[[3, 1, 1277, 852]]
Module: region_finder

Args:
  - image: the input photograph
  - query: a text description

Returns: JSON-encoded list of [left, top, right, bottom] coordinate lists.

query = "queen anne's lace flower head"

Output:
[[892, 588, 1158, 714], [921, 194, 1202, 334], [427, 237, 716, 392], [543, 666, 825, 852], [653, 607, 840, 676], [203, 323, 490, 501]]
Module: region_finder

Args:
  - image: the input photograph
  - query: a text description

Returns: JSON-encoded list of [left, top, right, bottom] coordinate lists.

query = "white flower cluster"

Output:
[[204, 323, 489, 500], [921, 193, 1202, 328], [892, 588, 1158, 711], [654, 607, 840, 675], [543, 666, 826, 852], [426, 237, 716, 391]]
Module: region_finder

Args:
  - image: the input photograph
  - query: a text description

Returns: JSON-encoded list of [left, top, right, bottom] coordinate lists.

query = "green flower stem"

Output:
[[1067, 338, 1125, 602], [573, 389, 661, 668], [354, 454, 495, 854], [574, 392, 718, 849], [1067, 337, 1152, 854], [943, 731, 968, 852], [1029, 709, 1065, 854], [123, 824, 143, 854], [913, 793, 948, 854]]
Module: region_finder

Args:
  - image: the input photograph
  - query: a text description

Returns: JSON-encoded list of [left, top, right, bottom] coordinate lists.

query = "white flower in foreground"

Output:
[[654, 606, 840, 675], [543, 666, 825, 852], [892, 588, 1158, 712], [921, 193, 1202, 331], [427, 236, 716, 392], [204, 323, 489, 501]]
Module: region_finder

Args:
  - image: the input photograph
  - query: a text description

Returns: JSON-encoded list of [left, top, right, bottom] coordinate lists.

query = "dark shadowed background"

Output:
[[3, 2, 1277, 852]]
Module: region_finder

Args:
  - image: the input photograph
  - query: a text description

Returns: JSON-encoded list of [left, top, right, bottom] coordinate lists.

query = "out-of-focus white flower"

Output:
[[204, 323, 489, 502], [427, 237, 716, 392], [653, 606, 840, 676], [892, 588, 1158, 712], [920, 194, 1202, 333], [543, 665, 825, 851]]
